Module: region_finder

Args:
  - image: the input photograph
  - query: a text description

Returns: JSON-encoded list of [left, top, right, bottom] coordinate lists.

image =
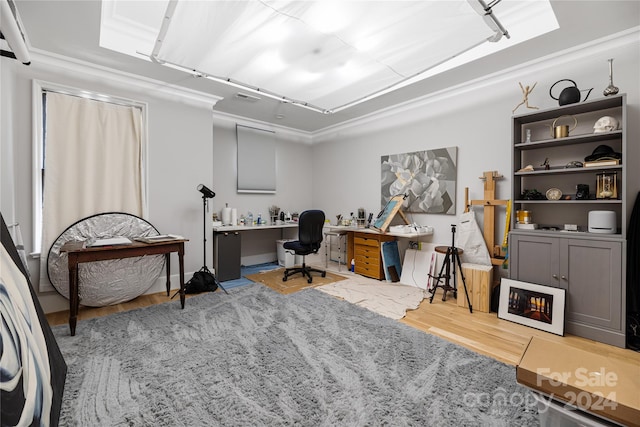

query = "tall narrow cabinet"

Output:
[[509, 94, 627, 347]]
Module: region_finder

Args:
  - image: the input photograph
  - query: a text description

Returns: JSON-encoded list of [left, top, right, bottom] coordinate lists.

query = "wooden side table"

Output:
[[60, 239, 188, 336]]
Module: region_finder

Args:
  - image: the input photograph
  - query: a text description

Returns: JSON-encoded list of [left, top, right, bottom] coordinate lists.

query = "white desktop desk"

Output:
[[212, 223, 433, 282], [212, 223, 298, 281], [213, 223, 298, 233], [324, 225, 433, 239]]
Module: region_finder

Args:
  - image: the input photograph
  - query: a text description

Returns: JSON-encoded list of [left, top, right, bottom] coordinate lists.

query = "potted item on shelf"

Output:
[[520, 189, 545, 200]]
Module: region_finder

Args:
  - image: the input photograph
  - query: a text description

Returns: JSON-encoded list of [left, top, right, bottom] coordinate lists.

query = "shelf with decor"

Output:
[[509, 93, 627, 348], [514, 129, 623, 148], [513, 199, 623, 204], [511, 94, 626, 234], [515, 163, 622, 176]]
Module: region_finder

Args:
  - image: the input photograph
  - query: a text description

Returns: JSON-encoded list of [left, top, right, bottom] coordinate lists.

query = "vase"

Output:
[[603, 58, 619, 97]]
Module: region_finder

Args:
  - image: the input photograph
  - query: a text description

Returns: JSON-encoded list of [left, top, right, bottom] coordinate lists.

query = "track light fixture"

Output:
[[0, 0, 31, 65]]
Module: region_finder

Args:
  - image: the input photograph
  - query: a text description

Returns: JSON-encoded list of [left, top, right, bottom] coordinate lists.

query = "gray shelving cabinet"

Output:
[[509, 94, 627, 348]]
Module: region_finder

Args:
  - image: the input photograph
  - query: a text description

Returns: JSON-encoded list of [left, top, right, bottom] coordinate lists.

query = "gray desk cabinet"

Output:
[[510, 232, 624, 347], [213, 231, 241, 281]]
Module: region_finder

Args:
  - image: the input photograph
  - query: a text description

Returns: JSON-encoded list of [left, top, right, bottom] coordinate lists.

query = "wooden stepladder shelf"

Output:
[[464, 171, 510, 267]]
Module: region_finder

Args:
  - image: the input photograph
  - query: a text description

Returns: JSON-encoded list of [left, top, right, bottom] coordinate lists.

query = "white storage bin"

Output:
[[276, 240, 301, 268]]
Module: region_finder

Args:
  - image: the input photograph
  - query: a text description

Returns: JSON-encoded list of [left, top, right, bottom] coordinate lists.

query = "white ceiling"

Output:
[[100, 1, 558, 114], [13, 1, 640, 132]]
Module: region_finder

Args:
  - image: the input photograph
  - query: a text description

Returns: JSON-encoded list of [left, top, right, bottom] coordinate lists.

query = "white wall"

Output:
[[209, 119, 313, 265], [311, 30, 640, 248], [0, 54, 313, 312], [2, 29, 638, 313], [210, 119, 313, 220]]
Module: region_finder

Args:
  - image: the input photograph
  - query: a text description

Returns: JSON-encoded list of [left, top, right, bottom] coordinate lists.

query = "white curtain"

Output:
[[39, 93, 144, 291]]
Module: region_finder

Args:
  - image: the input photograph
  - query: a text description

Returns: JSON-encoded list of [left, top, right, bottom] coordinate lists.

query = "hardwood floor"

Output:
[[45, 291, 192, 327], [46, 267, 639, 369], [402, 290, 639, 366]]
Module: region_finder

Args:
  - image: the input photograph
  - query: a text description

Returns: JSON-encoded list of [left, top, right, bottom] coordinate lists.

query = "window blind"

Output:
[[236, 124, 276, 193]]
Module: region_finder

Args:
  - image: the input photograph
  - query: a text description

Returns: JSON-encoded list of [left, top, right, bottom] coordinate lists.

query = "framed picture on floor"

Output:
[[498, 278, 566, 336]]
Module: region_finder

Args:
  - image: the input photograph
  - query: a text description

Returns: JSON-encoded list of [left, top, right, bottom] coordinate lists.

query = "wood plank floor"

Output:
[[402, 289, 640, 367], [46, 271, 640, 369]]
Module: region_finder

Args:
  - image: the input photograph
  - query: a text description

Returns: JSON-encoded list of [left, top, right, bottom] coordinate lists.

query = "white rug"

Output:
[[318, 280, 425, 320]]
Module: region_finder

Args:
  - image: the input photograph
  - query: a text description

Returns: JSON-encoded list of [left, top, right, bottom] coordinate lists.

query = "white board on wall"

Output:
[[236, 124, 276, 193]]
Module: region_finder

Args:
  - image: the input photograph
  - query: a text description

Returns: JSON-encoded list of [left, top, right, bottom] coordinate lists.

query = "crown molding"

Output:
[[28, 48, 223, 109], [311, 26, 640, 143], [211, 110, 314, 144], [27, 48, 314, 143]]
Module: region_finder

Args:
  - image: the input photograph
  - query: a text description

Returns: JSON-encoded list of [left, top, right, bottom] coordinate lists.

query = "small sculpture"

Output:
[[541, 158, 550, 170], [513, 82, 539, 114], [603, 58, 619, 97], [518, 164, 535, 172], [593, 116, 619, 133]]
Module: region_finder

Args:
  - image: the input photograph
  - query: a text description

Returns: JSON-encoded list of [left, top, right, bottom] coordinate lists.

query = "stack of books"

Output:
[[134, 234, 183, 243], [515, 223, 538, 230], [583, 159, 620, 168]]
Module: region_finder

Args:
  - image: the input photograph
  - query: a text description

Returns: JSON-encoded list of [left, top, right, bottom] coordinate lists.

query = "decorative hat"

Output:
[[584, 145, 621, 162]]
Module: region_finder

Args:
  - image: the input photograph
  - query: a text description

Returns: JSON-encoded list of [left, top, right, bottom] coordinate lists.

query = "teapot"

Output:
[[549, 79, 593, 106], [549, 115, 577, 139]]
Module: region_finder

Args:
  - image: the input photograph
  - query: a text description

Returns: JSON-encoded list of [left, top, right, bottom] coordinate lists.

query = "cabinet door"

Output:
[[510, 234, 561, 288], [214, 232, 241, 281], [561, 239, 622, 331]]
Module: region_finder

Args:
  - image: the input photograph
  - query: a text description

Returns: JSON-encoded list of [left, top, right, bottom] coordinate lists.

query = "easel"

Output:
[[464, 171, 509, 266], [373, 194, 410, 233]]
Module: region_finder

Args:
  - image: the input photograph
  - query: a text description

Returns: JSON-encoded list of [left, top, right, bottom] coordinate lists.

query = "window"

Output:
[[236, 124, 276, 193], [32, 80, 148, 258]]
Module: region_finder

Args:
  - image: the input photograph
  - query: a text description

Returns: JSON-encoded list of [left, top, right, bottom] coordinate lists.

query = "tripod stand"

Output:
[[428, 224, 472, 313], [173, 193, 227, 298], [198, 194, 227, 294]]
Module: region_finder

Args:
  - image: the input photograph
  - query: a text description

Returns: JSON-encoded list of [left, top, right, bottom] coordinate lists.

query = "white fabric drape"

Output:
[[39, 93, 143, 291], [8, 223, 30, 277]]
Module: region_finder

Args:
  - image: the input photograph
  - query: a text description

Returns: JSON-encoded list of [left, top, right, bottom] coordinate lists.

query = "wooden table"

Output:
[[517, 337, 640, 426], [60, 239, 188, 336]]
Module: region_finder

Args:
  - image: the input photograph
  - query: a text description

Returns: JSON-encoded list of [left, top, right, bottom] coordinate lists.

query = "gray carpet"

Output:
[[53, 284, 538, 426]]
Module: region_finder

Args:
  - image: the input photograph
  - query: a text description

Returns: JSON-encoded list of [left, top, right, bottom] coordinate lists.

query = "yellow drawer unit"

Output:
[[351, 232, 395, 280]]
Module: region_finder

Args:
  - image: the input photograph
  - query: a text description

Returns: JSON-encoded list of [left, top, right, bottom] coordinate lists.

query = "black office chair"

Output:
[[282, 210, 327, 283]]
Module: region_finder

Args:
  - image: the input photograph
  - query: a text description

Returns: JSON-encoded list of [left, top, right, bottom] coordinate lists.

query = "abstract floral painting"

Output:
[[381, 147, 457, 214]]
